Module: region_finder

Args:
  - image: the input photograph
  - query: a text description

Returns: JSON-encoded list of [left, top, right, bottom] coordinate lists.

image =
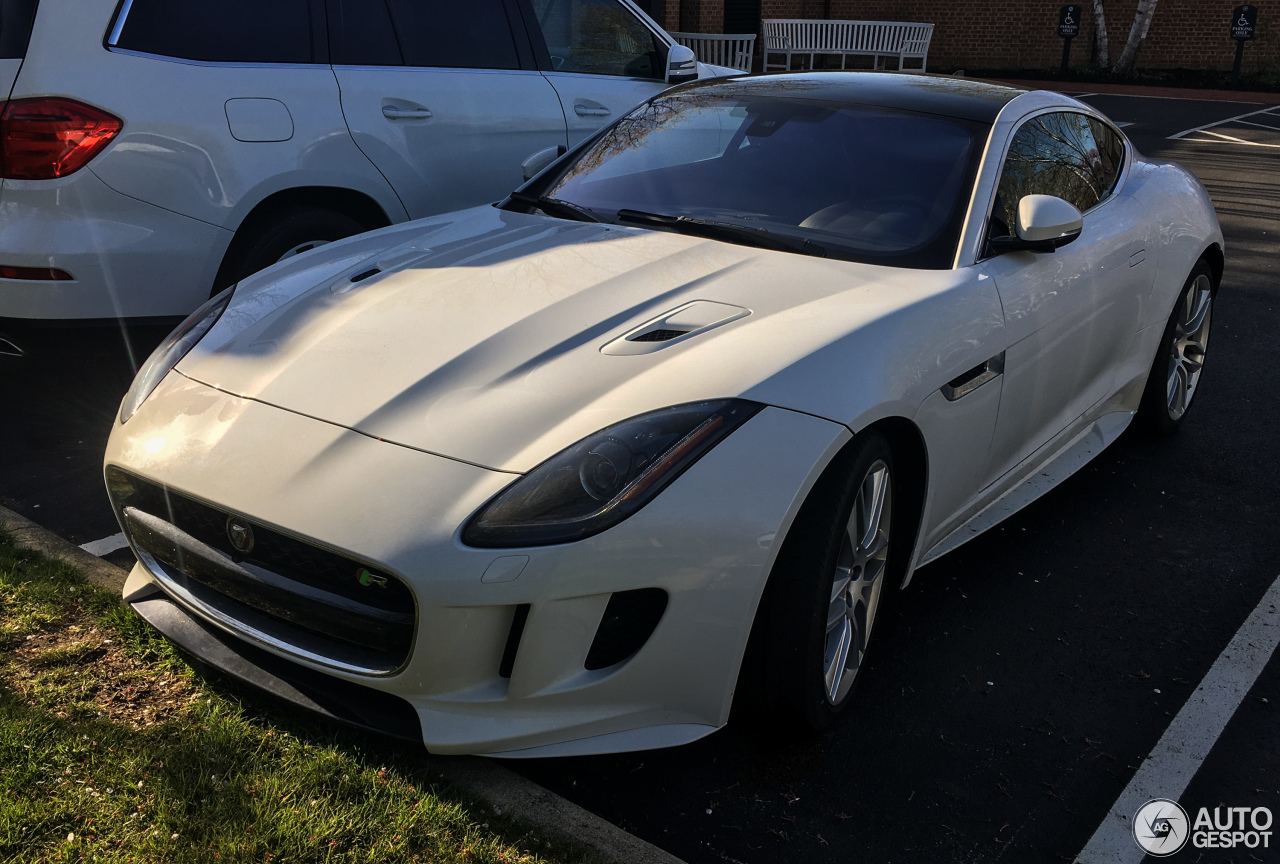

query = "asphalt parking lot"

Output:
[[2, 92, 1278, 863]]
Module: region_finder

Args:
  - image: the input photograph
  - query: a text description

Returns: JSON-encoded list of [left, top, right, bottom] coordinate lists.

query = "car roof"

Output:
[[674, 72, 1026, 124]]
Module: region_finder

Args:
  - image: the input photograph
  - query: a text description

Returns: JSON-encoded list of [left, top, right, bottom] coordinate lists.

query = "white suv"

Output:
[[0, 0, 723, 320]]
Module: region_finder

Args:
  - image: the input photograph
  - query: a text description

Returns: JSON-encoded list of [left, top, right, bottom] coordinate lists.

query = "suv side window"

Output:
[[0, 0, 39, 59], [989, 111, 1123, 239], [328, 0, 521, 69], [531, 0, 663, 79], [113, 0, 314, 64]]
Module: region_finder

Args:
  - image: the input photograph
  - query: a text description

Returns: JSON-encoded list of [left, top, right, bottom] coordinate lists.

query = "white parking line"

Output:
[[1190, 129, 1280, 149], [78, 533, 129, 556], [1234, 117, 1280, 131], [1168, 105, 1280, 139], [1075, 573, 1280, 863]]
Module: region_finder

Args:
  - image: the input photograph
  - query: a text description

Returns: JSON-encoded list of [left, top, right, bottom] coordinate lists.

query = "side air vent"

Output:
[[629, 328, 691, 343], [350, 267, 381, 283], [584, 588, 668, 670], [498, 604, 530, 679]]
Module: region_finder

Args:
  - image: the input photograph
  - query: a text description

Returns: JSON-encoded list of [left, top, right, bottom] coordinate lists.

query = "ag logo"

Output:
[[1134, 799, 1190, 856], [357, 567, 387, 588], [225, 516, 255, 555]]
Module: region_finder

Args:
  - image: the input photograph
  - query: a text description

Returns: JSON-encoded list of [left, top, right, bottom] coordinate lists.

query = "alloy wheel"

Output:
[[1166, 273, 1212, 420], [823, 460, 891, 704]]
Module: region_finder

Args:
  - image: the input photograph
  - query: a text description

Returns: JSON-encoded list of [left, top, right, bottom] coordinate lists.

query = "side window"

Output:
[[0, 0, 39, 59], [113, 0, 314, 64], [990, 112, 1120, 239], [1088, 117, 1126, 193], [531, 0, 663, 79], [328, 0, 521, 69]]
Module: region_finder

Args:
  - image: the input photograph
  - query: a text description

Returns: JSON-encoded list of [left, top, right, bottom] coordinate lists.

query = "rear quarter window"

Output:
[[0, 0, 39, 59], [112, 0, 314, 64]]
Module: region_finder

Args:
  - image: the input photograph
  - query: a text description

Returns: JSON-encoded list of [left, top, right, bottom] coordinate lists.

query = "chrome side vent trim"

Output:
[[942, 352, 1005, 401]]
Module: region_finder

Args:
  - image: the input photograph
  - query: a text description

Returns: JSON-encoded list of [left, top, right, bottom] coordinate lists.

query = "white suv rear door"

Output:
[[517, 0, 672, 146], [328, 0, 568, 220]]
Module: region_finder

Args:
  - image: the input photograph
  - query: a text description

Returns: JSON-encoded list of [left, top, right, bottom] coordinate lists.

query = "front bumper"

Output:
[[0, 170, 231, 320], [105, 372, 848, 755]]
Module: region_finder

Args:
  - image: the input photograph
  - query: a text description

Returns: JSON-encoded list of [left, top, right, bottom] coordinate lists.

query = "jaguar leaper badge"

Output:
[[225, 516, 255, 555], [357, 568, 387, 588]]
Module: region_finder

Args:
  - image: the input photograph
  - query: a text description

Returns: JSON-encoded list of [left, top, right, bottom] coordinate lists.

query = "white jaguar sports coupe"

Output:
[[104, 73, 1223, 757]]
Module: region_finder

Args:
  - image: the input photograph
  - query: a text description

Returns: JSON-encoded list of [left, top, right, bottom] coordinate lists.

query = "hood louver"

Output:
[[602, 300, 751, 356], [629, 328, 692, 343]]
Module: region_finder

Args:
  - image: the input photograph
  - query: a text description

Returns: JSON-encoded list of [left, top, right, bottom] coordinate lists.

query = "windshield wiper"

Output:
[[615, 209, 827, 258], [507, 191, 602, 223]]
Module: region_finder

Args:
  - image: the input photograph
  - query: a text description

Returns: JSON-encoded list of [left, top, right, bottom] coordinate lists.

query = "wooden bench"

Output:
[[670, 32, 757, 73], [762, 20, 933, 73]]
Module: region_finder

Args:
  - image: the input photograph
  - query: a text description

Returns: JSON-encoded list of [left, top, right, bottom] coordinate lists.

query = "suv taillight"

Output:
[[0, 98, 122, 180]]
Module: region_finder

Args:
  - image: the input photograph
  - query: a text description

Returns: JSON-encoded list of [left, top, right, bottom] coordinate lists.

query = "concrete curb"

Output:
[[0, 504, 687, 864], [0, 505, 127, 595]]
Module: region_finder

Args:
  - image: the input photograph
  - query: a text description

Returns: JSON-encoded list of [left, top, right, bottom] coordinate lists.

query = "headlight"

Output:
[[463, 400, 762, 547], [118, 287, 233, 424]]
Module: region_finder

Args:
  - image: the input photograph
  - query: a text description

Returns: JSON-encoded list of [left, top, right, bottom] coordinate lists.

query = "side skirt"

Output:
[[918, 410, 1134, 566]]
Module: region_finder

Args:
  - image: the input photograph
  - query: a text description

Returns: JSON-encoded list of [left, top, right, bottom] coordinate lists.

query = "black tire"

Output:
[[215, 206, 367, 293], [1138, 260, 1216, 437], [737, 431, 897, 731]]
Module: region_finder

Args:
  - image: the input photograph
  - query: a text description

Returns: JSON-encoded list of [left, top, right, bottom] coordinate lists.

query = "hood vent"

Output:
[[629, 327, 692, 343], [602, 300, 750, 356]]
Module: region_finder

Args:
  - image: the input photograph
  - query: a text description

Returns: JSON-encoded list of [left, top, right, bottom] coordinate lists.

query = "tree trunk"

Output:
[[1113, 0, 1158, 75], [1092, 0, 1110, 69]]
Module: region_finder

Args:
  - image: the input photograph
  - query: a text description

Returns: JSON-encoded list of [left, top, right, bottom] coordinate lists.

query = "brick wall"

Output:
[[669, 1, 1280, 73]]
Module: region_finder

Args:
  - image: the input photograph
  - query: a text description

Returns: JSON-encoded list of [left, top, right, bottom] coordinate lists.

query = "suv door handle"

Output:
[[382, 106, 433, 120], [574, 104, 610, 117]]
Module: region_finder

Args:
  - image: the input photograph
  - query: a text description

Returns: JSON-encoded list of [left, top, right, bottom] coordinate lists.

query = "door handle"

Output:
[[574, 104, 610, 117], [382, 106, 432, 120]]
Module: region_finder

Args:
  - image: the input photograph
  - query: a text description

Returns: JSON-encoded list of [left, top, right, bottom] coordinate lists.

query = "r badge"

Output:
[[225, 516, 255, 555], [357, 568, 387, 588]]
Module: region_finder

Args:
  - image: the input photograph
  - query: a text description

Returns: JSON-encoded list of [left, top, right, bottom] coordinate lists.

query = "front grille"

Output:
[[107, 467, 415, 674]]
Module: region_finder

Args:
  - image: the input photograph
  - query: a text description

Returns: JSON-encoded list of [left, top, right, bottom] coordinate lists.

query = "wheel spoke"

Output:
[[857, 527, 890, 564], [859, 468, 888, 550], [1172, 364, 1189, 415], [830, 573, 851, 605], [824, 617, 851, 701], [1183, 286, 1212, 336], [1166, 360, 1181, 408]]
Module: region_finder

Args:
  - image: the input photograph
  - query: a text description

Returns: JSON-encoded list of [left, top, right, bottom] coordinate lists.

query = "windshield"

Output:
[[540, 93, 986, 269]]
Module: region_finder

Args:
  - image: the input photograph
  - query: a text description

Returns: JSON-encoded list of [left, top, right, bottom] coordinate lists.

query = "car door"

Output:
[[979, 110, 1147, 480], [327, 0, 568, 220], [519, 0, 671, 145]]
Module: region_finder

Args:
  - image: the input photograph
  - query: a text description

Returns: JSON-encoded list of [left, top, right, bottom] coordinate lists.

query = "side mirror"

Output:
[[521, 144, 567, 182], [666, 44, 698, 85], [989, 194, 1084, 255]]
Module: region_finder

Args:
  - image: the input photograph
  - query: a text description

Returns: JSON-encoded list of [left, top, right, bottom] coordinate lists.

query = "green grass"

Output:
[[0, 530, 596, 864]]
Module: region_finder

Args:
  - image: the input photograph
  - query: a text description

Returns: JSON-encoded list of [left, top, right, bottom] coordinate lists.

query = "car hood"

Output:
[[178, 206, 979, 473]]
